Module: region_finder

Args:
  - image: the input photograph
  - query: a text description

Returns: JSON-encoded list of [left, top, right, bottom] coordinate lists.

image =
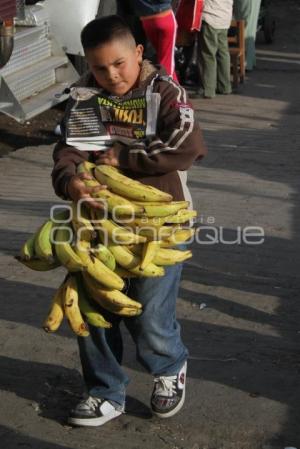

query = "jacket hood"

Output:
[[137, 59, 169, 87]]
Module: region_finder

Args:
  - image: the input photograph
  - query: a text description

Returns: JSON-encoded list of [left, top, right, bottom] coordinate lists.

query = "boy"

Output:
[[52, 15, 206, 427]]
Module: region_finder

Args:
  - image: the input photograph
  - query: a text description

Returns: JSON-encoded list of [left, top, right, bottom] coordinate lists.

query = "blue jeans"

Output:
[[77, 262, 188, 406]]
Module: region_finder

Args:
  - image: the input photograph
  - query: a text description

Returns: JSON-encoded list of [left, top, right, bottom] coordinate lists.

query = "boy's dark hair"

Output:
[[81, 15, 136, 50]]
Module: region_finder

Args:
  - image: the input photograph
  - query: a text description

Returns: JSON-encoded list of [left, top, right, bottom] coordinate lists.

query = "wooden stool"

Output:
[[228, 20, 245, 88]]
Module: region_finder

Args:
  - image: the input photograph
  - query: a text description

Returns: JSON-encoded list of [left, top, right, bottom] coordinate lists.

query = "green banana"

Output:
[[20, 233, 36, 260], [34, 220, 55, 262], [34, 210, 70, 262]]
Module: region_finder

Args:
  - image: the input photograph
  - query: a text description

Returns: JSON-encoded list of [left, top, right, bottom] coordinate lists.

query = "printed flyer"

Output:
[[64, 87, 161, 151]]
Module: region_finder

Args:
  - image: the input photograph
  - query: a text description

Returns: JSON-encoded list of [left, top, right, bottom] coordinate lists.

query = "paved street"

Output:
[[0, 2, 300, 448]]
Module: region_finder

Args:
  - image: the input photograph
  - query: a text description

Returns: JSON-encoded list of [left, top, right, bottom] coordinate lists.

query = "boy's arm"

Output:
[[52, 141, 107, 208], [97, 81, 207, 175], [51, 140, 89, 199]]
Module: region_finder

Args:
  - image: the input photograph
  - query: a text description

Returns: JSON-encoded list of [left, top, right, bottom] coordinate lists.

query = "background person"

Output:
[[234, 0, 262, 70], [199, 0, 234, 98], [130, 0, 179, 80]]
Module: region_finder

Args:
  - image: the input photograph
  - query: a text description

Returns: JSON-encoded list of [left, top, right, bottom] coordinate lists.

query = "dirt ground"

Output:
[[1, 1, 300, 449]]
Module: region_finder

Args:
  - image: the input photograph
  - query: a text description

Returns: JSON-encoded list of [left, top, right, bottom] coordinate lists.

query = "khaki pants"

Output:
[[199, 21, 232, 97]]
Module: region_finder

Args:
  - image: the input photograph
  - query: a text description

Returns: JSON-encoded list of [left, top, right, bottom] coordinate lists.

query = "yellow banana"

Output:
[[140, 240, 161, 270], [114, 265, 138, 278], [20, 233, 36, 260], [112, 307, 142, 317], [95, 215, 147, 245], [71, 202, 95, 242], [115, 215, 167, 227], [164, 209, 197, 224], [107, 242, 165, 277], [125, 225, 179, 241], [153, 248, 193, 265], [63, 275, 89, 337], [15, 256, 60, 271], [54, 225, 87, 272], [75, 239, 124, 291], [76, 275, 112, 328], [128, 244, 143, 255], [106, 243, 139, 270], [43, 282, 65, 332], [91, 244, 116, 271], [134, 200, 189, 207], [140, 201, 190, 218], [94, 188, 145, 216], [94, 165, 173, 202], [34, 210, 69, 262], [160, 228, 195, 247], [77, 161, 96, 175], [77, 162, 144, 216], [82, 272, 142, 311]]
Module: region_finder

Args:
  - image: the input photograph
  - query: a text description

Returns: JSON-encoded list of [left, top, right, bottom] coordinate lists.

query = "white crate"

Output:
[[0, 39, 51, 76], [10, 70, 56, 101]]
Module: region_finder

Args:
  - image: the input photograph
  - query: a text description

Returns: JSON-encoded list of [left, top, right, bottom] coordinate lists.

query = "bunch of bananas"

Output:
[[16, 162, 197, 336]]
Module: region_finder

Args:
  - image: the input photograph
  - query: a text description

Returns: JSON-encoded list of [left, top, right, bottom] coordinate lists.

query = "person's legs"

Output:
[[141, 10, 178, 81], [124, 263, 188, 377], [245, 0, 262, 70], [198, 21, 219, 98], [124, 261, 188, 417], [68, 320, 128, 426], [77, 320, 128, 405], [216, 28, 232, 94]]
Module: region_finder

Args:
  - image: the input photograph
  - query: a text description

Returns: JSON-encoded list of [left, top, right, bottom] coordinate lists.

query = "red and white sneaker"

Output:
[[151, 361, 187, 418]]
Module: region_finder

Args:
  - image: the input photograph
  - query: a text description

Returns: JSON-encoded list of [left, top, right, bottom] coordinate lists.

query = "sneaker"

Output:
[[151, 361, 187, 418], [68, 396, 124, 427]]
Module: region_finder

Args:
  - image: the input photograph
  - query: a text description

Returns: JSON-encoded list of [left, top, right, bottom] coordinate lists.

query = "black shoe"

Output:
[[151, 361, 187, 418], [68, 396, 124, 427]]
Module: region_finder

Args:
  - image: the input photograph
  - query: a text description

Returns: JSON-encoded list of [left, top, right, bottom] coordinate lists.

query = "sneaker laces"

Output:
[[78, 396, 101, 411], [154, 375, 177, 397]]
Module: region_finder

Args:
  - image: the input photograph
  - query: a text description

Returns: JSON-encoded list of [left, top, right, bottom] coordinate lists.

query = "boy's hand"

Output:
[[95, 143, 122, 167], [67, 173, 107, 209]]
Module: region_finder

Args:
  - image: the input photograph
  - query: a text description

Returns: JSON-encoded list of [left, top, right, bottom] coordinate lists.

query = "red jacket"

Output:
[[176, 0, 204, 31]]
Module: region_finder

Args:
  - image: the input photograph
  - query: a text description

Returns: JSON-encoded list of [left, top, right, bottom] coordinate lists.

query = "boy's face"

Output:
[[85, 39, 143, 96]]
